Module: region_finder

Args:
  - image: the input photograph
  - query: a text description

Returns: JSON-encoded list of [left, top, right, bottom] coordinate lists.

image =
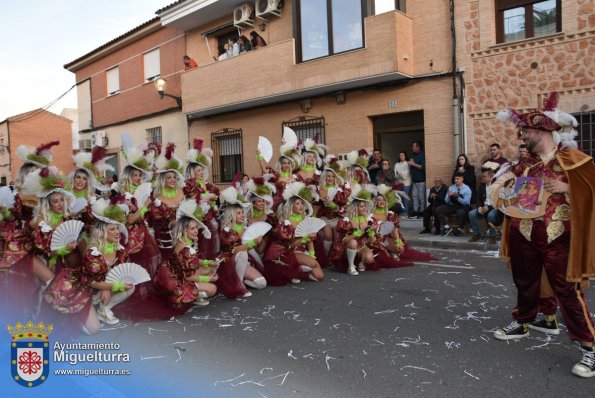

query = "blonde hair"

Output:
[[31, 192, 70, 228], [88, 220, 113, 253], [184, 163, 209, 180], [154, 171, 182, 197], [70, 169, 94, 198], [15, 163, 38, 189], [278, 196, 307, 222], [221, 205, 244, 230], [119, 165, 143, 193], [172, 216, 195, 247], [347, 200, 371, 219]]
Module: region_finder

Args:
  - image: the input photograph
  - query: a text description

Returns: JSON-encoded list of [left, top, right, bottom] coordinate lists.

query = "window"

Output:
[[282, 116, 326, 144], [146, 126, 162, 144], [79, 139, 92, 150], [371, 0, 406, 15], [496, 0, 560, 44], [143, 48, 160, 82], [574, 110, 594, 158], [296, 0, 366, 62], [211, 129, 243, 183], [0, 137, 5, 155], [106, 67, 119, 95]]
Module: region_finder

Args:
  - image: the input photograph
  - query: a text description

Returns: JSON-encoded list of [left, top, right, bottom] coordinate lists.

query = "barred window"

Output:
[[574, 110, 594, 159], [282, 116, 325, 144], [146, 126, 162, 144], [211, 129, 243, 183]]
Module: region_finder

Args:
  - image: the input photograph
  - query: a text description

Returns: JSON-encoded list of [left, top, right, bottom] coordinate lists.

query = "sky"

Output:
[[0, 0, 169, 121]]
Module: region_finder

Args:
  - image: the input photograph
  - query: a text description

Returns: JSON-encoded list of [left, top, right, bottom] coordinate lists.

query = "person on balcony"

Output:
[[250, 31, 267, 49], [183, 55, 198, 70]]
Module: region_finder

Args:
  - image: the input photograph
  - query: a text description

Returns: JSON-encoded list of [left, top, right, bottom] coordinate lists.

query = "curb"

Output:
[[405, 237, 500, 251]]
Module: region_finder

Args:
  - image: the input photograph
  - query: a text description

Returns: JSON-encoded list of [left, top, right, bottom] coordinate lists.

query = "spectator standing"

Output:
[[468, 166, 503, 244], [250, 31, 267, 49], [183, 55, 198, 70], [393, 151, 411, 216], [420, 177, 448, 234], [451, 154, 477, 204], [409, 141, 426, 218], [367, 149, 384, 184], [374, 159, 396, 186], [238, 36, 252, 53], [435, 172, 471, 235], [488, 143, 509, 165]]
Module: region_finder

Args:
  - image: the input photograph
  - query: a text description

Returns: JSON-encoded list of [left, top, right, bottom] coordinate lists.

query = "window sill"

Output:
[[108, 91, 120, 97], [491, 32, 564, 50]]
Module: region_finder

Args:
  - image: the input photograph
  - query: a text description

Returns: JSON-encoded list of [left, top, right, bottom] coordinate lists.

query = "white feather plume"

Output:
[[496, 109, 513, 123], [186, 148, 199, 163], [346, 150, 358, 165], [220, 186, 242, 206], [16, 144, 34, 162], [92, 198, 110, 216], [282, 181, 306, 202]]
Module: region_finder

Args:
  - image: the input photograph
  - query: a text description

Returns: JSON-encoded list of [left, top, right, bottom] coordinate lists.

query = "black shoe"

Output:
[[529, 318, 560, 335], [493, 321, 529, 340], [572, 346, 595, 378], [433, 230, 441, 235], [453, 228, 464, 236], [419, 229, 430, 234]]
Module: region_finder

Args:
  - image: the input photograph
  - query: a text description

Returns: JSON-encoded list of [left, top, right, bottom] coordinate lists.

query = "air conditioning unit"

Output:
[[234, 3, 254, 28], [91, 131, 106, 147], [255, 0, 281, 20]]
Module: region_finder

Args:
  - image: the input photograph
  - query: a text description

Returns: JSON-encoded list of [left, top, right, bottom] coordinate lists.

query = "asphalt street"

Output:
[[40, 245, 594, 398]]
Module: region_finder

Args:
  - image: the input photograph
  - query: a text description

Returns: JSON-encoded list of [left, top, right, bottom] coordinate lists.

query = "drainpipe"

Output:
[[450, 0, 460, 160]]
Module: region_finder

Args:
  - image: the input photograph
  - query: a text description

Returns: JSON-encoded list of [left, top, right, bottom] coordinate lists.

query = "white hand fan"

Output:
[[69, 197, 88, 214], [133, 182, 152, 206], [105, 262, 150, 285], [381, 221, 395, 236], [283, 126, 298, 147], [0, 186, 15, 208], [327, 187, 338, 201], [258, 136, 273, 163], [241, 222, 272, 244], [294, 217, 326, 238], [121, 133, 134, 151], [50, 220, 84, 251]]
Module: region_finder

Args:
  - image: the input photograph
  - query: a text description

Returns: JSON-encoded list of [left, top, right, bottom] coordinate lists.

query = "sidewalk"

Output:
[[399, 217, 501, 252]]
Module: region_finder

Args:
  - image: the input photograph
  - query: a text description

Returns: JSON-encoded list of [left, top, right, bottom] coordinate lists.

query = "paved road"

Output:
[[6, 246, 594, 397]]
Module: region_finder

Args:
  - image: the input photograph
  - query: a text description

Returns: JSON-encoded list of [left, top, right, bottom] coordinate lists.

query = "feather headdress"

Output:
[[72, 146, 114, 190], [176, 199, 211, 239], [186, 138, 214, 167], [22, 166, 74, 199], [155, 143, 185, 180], [220, 186, 251, 208], [16, 141, 60, 168]]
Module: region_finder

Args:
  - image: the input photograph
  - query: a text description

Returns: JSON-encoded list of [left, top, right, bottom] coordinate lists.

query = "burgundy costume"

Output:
[[217, 228, 250, 298], [184, 179, 220, 258], [154, 245, 204, 309], [263, 222, 308, 286]]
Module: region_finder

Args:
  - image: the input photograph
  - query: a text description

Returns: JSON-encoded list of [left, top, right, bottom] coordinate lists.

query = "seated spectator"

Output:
[[451, 154, 476, 204], [468, 165, 503, 244], [250, 31, 267, 49], [374, 160, 395, 186], [488, 143, 508, 165], [420, 177, 448, 235], [239, 36, 252, 53], [435, 172, 472, 236], [518, 144, 529, 160], [183, 55, 198, 70]]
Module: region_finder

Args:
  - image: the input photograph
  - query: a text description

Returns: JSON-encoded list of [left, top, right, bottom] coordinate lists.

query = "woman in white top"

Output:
[[393, 151, 412, 215]]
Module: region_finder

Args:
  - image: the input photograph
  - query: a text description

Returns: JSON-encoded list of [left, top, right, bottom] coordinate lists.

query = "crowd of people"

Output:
[[0, 135, 435, 338]]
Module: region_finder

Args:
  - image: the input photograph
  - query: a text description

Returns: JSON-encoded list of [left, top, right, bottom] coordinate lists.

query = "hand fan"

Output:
[[241, 222, 272, 244], [327, 187, 338, 201], [105, 262, 150, 285], [0, 186, 15, 208], [121, 133, 134, 151], [133, 182, 152, 206], [381, 221, 395, 236], [69, 197, 88, 214], [294, 217, 326, 238], [258, 136, 273, 163], [50, 220, 84, 251], [283, 126, 298, 147]]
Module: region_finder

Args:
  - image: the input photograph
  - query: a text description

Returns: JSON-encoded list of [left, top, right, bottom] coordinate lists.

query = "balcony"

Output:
[[181, 10, 413, 119]]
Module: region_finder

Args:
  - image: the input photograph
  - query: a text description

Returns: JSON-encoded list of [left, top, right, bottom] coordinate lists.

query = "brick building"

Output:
[[0, 109, 73, 185], [64, 17, 188, 175]]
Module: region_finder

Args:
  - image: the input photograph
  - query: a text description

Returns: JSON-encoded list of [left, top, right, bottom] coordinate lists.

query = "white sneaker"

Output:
[[242, 291, 253, 298], [348, 266, 359, 276], [194, 298, 210, 306], [96, 305, 119, 325], [357, 264, 366, 272], [572, 346, 595, 378], [291, 278, 301, 284]]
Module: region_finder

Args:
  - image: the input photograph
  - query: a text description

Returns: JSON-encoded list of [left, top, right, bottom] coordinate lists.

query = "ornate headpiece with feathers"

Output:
[[246, 175, 276, 204], [176, 199, 211, 239], [220, 186, 251, 208], [72, 146, 114, 190], [186, 138, 213, 168], [155, 143, 185, 178], [16, 141, 60, 168], [22, 166, 74, 199]]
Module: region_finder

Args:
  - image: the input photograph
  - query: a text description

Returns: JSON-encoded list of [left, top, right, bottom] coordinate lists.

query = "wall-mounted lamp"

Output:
[[300, 99, 312, 113], [154, 77, 182, 107], [258, 23, 266, 32], [335, 91, 346, 105]]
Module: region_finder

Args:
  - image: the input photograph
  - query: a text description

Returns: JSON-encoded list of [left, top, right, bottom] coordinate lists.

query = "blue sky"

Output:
[[0, 0, 169, 121]]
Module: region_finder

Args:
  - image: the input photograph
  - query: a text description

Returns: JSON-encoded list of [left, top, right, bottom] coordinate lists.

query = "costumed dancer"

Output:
[[245, 176, 277, 268], [346, 149, 371, 185], [218, 187, 267, 298], [263, 182, 324, 285], [119, 142, 160, 278], [0, 142, 58, 319], [371, 185, 427, 263], [493, 92, 595, 378], [317, 155, 351, 263], [331, 184, 378, 275], [41, 198, 133, 334], [150, 143, 185, 262], [184, 138, 220, 259], [295, 137, 326, 187], [154, 199, 218, 308], [257, 139, 301, 211]]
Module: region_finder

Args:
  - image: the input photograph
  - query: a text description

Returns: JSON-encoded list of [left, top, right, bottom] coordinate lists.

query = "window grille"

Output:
[[282, 116, 325, 144], [573, 110, 594, 159], [146, 126, 162, 144], [211, 129, 243, 183]]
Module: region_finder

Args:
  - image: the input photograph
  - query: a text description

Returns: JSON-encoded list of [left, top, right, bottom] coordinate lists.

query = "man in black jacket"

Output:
[[420, 177, 448, 234]]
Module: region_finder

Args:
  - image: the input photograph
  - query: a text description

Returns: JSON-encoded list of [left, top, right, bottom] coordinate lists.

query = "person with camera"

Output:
[[435, 172, 471, 236]]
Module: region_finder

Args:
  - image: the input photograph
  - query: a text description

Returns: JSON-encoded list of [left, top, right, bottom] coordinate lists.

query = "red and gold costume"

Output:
[[154, 245, 204, 307], [184, 179, 220, 258], [217, 228, 251, 298], [262, 222, 308, 286], [149, 200, 178, 262]]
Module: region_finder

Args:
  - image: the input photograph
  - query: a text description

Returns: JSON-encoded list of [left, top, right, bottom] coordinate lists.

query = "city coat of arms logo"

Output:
[[7, 321, 53, 387]]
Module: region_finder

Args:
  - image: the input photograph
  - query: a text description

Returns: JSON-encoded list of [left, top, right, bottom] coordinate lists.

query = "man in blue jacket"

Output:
[[435, 172, 471, 235]]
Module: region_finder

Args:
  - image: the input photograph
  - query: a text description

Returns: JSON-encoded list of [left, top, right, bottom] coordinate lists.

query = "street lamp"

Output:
[[154, 77, 182, 107]]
